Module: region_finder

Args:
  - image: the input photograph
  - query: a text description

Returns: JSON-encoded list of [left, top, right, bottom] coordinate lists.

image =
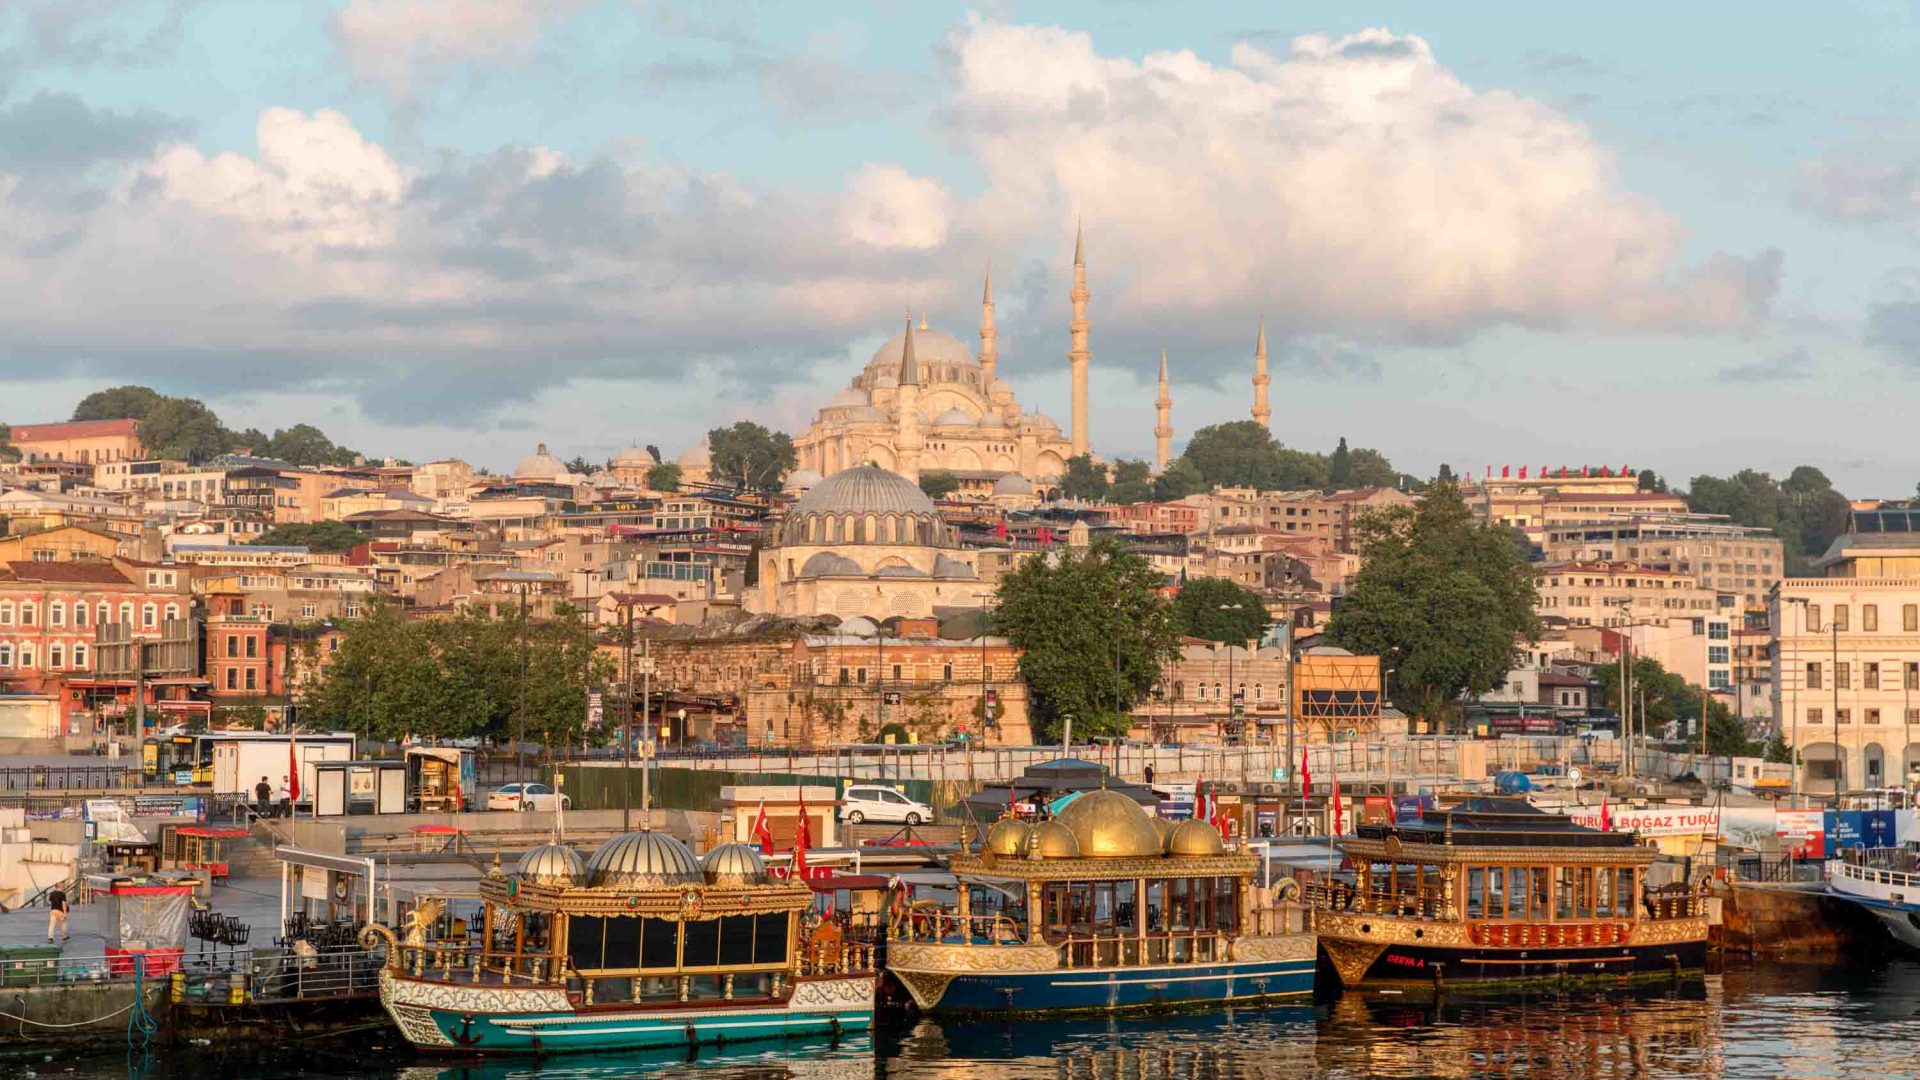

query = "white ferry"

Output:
[[1826, 847, 1920, 951]]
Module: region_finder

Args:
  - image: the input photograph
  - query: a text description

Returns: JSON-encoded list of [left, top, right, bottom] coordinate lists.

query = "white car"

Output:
[[839, 785, 933, 826], [488, 782, 571, 811]]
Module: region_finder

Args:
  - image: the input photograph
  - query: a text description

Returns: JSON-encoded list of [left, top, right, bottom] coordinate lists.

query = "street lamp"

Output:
[[1781, 595, 1810, 804]]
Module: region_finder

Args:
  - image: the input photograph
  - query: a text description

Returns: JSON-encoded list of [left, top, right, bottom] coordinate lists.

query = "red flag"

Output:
[[752, 799, 775, 855], [1501, 465, 1510, 479], [1518, 466, 1528, 479], [1581, 464, 1589, 476], [1299, 748, 1312, 800], [287, 735, 300, 801], [1194, 775, 1208, 827], [1330, 760, 1344, 837], [1622, 463, 1631, 477], [792, 790, 811, 878], [992, 520, 1008, 540], [1037, 527, 1055, 547], [1599, 793, 1612, 832]]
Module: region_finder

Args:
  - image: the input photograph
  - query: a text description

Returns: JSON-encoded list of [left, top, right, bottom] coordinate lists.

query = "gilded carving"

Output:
[[789, 976, 876, 1009], [888, 941, 1058, 974], [388, 1003, 455, 1047], [1315, 912, 1471, 949], [1342, 840, 1656, 868], [1626, 917, 1709, 947], [892, 969, 957, 1010], [947, 853, 1257, 881], [1318, 937, 1386, 986], [1230, 934, 1317, 962], [383, 968, 572, 1014]]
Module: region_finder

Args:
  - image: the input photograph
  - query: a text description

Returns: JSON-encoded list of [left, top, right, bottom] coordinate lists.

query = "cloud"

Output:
[[943, 19, 1778, 347], [1798, 153, 1920, 224], [1867, 300, 1920, 367], [1276, 336, 1383, 382], [0, 91, 188, 174], [329, 0, 597, 98], [1716, 346, 1813, 383], [1521, 50, 1607, 78], [1, 0, 201, 70], [840, 164, 952, 250]]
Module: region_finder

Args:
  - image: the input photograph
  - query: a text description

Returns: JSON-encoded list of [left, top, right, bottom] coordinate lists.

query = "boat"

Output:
[[885, 789, 1317, 1014], [363, 831, 877, 1053], [1314, 798, 1708, 993], [1826, 846, 1920, 951]]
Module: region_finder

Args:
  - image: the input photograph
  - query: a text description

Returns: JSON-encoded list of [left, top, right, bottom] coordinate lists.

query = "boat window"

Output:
[[1619, 868, 1637, 920], [643, 918, 678, 968], [682, 918, 722, 967], [1574, 868, 1596, 920], [1465, 868, 1485, 918], [1504, 868, 1529, 920], [1144, 880, 1167, 931]]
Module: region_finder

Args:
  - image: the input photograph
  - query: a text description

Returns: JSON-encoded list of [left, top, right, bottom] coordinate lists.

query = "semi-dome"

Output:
[[976, 412, 1006, 429], [838, 615, 880, 637], [1026, 820, 1081, 860], [584, 831, 702, 890], [865, 324, 976, 377], [931, 408, 975, 427], [1054, 789, 1162, 859], [984, 818, 1030, 857], [1026, 413, 1060, 431], [1165, 818, 1225, 857], [514, 842, 587, 888], [701, 843, 771, 886], [931, 555, 975, 579], [790, 465, 939, 518], [799, 551, 862, 578], [513, 443, 572, 483], [992, 472, 1033, 496], [875, 564, 929, 578]]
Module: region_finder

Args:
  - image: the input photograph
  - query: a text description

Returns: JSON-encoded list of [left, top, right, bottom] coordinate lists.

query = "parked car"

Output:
[[838, 785, 933, 826], [487, 782, 570, 811]]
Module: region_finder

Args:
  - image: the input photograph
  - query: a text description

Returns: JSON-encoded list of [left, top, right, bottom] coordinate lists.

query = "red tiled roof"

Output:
[[0, 560, 133, 585], [8, 418, 141, 442]]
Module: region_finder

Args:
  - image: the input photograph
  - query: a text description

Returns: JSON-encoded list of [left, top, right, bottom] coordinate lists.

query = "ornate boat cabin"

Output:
[[887, 790, 1315, 1014], [1315, 799, 1708, 993], [366, 831, 875, 1053]]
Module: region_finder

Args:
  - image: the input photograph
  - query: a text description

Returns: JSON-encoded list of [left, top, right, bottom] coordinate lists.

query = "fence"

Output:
[[0, 765, 144, 792]]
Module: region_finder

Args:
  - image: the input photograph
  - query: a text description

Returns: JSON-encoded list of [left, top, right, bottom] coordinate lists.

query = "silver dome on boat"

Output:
[[584, 831, 703, 889], [701, 843, 772, 887], [513, 842, 588, 888]]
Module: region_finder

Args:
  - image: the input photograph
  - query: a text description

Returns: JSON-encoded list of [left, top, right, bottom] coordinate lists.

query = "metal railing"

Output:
[[0, 765, 143, 791]]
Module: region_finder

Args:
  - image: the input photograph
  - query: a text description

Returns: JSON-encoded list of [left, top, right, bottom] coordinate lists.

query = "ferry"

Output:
[[364, 831, 876, 1053], [1314, 798, 1708, 993], [885, 789, 1317, 1015], [1826, 847, 1920, 951]]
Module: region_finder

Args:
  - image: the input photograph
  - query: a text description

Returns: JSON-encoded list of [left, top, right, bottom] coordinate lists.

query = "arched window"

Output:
[[0, 602, 12, 626], [73, 644, 87, 669], [1174, 680, 1185, 699], [20, 603, 34, 626], [97, 603, 109, 626], [49, 601, 65, 627], [74, 602, 87, 627], [1253, 684, 1263, 701], [165, 604, 179, 621], [825, 516, 839, 543], [865, 514, 878, 543]]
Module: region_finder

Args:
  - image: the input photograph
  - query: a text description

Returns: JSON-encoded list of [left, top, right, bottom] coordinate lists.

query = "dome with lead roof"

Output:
[[865, 324, 977, 379], [932, 408, 975, 427], [613, 445, 654, 467], [513, 443, 573, 483], [585, 831, 703, 890], [992, 473, 1033, 496]]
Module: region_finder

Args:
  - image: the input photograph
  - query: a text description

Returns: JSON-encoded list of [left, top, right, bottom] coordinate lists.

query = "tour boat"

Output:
[[1314, 798, 1708, 993], [885, 789, 1317, 1014], [1826, 847, 1920, 951], [365, 832, 875, 1053]]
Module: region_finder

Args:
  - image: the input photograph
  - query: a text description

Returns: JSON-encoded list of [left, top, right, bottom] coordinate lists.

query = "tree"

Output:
[[1686, 466, 1850, 574], [1107, 459, 1155, 504], [1171, 578, 1269, 644], [0, 423, 16, 464], [266, 423, 357, 467], [1436, 463, 1455, 483], [1346, 448, 1400, 488], [994, 537, 1179, 740], [139, 396, 229, 463], [646, 462, 682, 492], [1594, 655, 1754, 757], [564, 455, 596, 476], [918, 470, 960, 500], [1637, 469, 1668, 493], [1327, 437, 1352, 489], [644, 444, 662, 464], [1152, 458, 1207, 501], [72, 385, 164, 421], [254, 520, 366, 554], [1762, 734, 1793, 764], [1328, 480, 1539, 729], [1060, 455, 1109, 501], [707, 421, 795, 491], [1181, 421, 1329, 490]]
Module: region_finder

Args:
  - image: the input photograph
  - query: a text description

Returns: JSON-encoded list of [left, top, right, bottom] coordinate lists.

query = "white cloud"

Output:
[[330, 0, 596, 97], [945, 18, 1777, 341], [1798, 155, 1920, 224], [840, 164, 952, 250]]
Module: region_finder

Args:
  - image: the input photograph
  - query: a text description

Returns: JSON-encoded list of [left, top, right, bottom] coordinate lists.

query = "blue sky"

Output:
[[2, 0, 1918, 493]]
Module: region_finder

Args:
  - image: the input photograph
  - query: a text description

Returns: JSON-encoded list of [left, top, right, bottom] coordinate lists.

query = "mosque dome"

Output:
[[584, 831, 703, 890], [513, 443, 572, 483], [992, 472, 1033, 496], [932, 408, 975, 427], [875, 564, 929, 578], [1026, 413, 1060, 431], [827, 387, 868, 409], [587, 470, 617, 486], [514, 842, 587, 888], [1165, 818, 1225, 858], [1054, 789, 1161, 859], [865, 323, 976, 378], [1026, 820, 1081, 860], [846, 406, 890, 423], [799, 551, 862, 578], [984, 818, 1030, 857], [976, 412, 1006, 429], [613, 445, 654, 467], [791, 465, 937, 517], [782, 465, 949, 548], [678, 437, 711, 470], [701, 843, 771, 887], [783, 468, 824, 492], [838, 616, 880, 637]]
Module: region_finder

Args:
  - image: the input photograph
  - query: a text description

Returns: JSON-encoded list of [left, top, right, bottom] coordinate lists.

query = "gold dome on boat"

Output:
[[984, 817, 1031, 857], [514, 842, 587, 888], [1165, 818, 1225, 857], [1055, 789, 1161, 859], [585, 831, 703, 889], [1152, 816, 1176, 844], [1026, 820, 1081, 860], [702, 843, 771, 887]]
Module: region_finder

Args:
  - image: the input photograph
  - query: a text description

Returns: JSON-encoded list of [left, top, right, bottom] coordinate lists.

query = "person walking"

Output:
[[254, 776, 272, 819], [1143, 762, 1156, 787], [46, 884, 70, 944], [276, 776, 292, 819]]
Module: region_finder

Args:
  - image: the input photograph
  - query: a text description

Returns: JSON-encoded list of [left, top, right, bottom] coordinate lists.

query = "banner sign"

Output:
[[1776, 809, 1825, 859], [1567, 806, 1720, 836]]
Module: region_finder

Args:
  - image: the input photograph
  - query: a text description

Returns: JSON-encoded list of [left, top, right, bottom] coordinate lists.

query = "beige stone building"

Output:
[[8, 419, 144, 465], [1542, 516, 1782, 612], [1535, 560, 1717, 627]]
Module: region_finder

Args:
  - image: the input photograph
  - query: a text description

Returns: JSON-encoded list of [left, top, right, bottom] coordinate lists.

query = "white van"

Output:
[[839, 785, 934, 825]]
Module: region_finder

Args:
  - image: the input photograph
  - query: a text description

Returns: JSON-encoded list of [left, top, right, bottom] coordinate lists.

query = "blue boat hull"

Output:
[[921, 957, 1315, 1015]]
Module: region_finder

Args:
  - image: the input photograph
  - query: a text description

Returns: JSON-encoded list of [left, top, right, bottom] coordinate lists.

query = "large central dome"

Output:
[[789, 464, 938, 518], [864, 323, 975, 376]]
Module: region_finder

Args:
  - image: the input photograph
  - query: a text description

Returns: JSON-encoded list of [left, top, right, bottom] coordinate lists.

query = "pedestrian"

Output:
[[1143, 762, 1156, 787], [254, 775, 272, 819], [277, 775, 292, 819], [47, 884, 69, 944]]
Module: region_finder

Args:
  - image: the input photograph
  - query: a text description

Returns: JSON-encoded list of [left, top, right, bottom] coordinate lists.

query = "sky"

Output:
[[1, 1, 1918, 494]]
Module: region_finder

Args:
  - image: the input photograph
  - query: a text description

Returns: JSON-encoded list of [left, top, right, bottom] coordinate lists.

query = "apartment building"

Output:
[[1543, 516, 1783, 611], [1535, 561, 1717, 627]]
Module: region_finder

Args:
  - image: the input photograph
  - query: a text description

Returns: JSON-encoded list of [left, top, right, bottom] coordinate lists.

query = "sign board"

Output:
[[631, 658, 657, 675], [883, 692, 903, 706], [1776, 809, 1825, 859], [1567, 806, 1720, 837]]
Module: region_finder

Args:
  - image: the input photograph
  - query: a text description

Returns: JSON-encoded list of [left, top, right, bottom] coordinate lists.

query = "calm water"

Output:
[[32, 959, 1920, 1080]]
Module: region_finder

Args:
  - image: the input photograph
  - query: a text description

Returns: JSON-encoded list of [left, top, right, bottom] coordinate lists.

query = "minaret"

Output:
[[1154, 349, 1173, 473], [1068, 222, 1090, 456], [895, 314, 923, 483], [978, 267, 998, 385], [1251, 316, 1272, 431]]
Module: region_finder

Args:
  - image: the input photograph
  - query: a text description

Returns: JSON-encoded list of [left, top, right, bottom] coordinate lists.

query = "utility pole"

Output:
[[641, 635, 653, 829], [1783, 594, 1808, 805], [1833, 618, 1843, 796], [517, 585, 529, 791], [622, 600, 634, 832]]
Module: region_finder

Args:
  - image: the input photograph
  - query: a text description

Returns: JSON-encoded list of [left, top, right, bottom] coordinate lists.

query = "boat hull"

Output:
[[1316, 912, 1709, 994], [886, 937, 1317, 1016], [1825, 889, 1920, 953], [378, 969, 875, 1054]]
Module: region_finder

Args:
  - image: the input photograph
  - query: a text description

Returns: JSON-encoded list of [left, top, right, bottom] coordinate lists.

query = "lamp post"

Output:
[[1781, 594, 1809, 805]]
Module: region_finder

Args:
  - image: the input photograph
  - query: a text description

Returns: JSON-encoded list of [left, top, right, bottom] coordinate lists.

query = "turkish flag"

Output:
[[288, 735, 300, 801], [752, 800, 775, 855], [1299, 748, 1311, 801], [993, 520, 1008, 540], [792, 790, 811, 878]]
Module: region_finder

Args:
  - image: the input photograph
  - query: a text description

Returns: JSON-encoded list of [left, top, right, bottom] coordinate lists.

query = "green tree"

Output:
[[1060, 454, 1109, 501], [1347, 447, 1400, 488], [646, 461, 682, 492], [1594, 656, 1754, 757], [254, 520, 366, 554], [72, 385, 164, 421], [564, 455, 596, 476], [1152, 458, 1207, 501], [1171, 578, 1269, 644], [1762, 734, 1792, 764], [918, 470, 961, 500], [267, 423, 358, 467], [1182, 421, 1327, 490], [139, 396, 229, 463], [1107, 459, 1155, 504], [1327, 437, 1352, 489], [707, 421, 796, 491], [1637, 468, 1668, 493], [1436, 463, 1455, 483], [994, 537, 1179, 740], [1328, 480, 1539, 729], [644, 444, 662, 464], [1686, 466, 1850, 574], [0, 423, 17, 464]]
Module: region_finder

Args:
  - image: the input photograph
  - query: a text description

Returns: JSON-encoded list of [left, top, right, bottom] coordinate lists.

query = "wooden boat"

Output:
[[1314, 798, 1708, 993], [364, 832, 875, 1053], [886, 789, 1316, 1015]]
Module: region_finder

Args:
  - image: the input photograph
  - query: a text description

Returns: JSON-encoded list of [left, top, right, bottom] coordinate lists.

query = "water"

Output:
[[32, 959, 1920, 1080]]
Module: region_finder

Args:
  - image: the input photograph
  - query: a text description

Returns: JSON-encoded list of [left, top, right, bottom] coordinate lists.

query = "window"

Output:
[[1866, 662, 1880, 690], [18, 645, 31, 668], [1708, 622, 1729, 640], [96, 603, 108, 626], [165, 604, 178, 621], [20, 603, 34, 626], [225, 669, 237, 690], [72, 644, 86, 669], [1910, 709, 1920, 726], [301, 603, 316, 618], [838, 667, 849, 684], [1836, 663, 1851, 690], [48, 645, 63, 668], [942, 663, 953, 682], [1806, 662, 1822, 690], [1, 643, 15, 667], [141, 603, 156, 628], [119, 602, 132, 626], [0, 603, 10, 625], [1833, 605, 1849, 631], [227, 635, 239, 658], [1908, 662, 1920, 691], [1866, 708, 1881, 725], [49, 602, 64, 627], [1708, 646, 1729, 665], [1807, 604, 1821, 632], [1907, 605, 1918, 633], [245, 669, 257, 691], [1837, 708, 1852, 725], [891, 664, 901, 681], [246, 636, 258, 659], [1808, 707, 1823, 724], [856, 667, 867, 684], [1864, 605, 1879, 632], [73, 603, 86, 627]]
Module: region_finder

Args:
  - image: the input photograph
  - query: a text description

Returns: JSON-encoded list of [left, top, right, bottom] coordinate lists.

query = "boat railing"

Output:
[[1308, 882, 1708, 921], [892, 911, 1026, 945], [1831, 853, 1920, 892], [1054, 930, 1226, 969]]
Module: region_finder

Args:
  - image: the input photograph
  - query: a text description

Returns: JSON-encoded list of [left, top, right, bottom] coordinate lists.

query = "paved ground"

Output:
[[0, 875, 284, 960]]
